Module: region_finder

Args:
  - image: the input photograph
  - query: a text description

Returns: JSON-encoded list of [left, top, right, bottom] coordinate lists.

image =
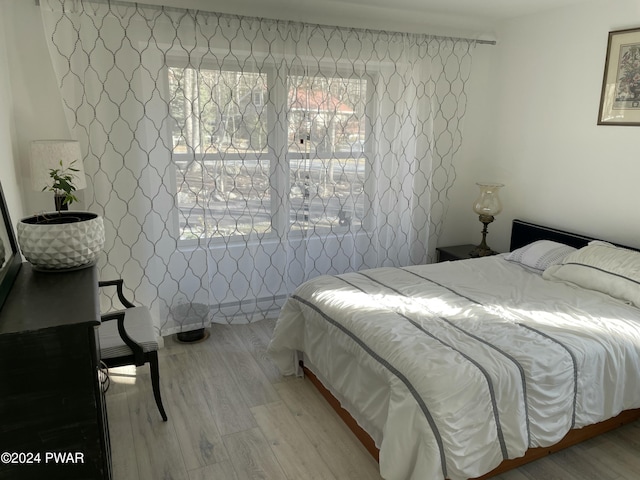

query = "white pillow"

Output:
[[505, 240, 577, 273], [543, 241, 640, 307]]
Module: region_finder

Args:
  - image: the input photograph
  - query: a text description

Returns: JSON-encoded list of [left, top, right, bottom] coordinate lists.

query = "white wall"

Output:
[[0, 0, 25, 223], [442, 0, 640, 252], [2, 0, 73, 217]]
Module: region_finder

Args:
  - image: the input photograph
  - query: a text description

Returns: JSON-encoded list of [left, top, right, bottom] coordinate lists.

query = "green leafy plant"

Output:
[[44, 160, 80, 213]]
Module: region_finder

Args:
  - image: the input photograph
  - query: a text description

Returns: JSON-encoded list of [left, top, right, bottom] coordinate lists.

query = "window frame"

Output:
[[165, 58, 375, 246]]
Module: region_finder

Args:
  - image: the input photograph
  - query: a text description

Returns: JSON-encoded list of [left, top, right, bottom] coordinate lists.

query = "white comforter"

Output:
[[267, 255, 640, 480]]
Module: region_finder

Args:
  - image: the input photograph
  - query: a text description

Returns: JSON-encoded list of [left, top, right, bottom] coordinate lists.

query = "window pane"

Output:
[[169, 67, 268, 155], [288, 75, 368, 231], [289, 156, 365, 231], [169, 66, 272, 240], [288, 75, 367, 153], [176, 157, 271, 240]]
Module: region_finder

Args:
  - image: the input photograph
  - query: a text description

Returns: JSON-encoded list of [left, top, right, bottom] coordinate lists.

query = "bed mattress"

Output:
[[268, 255, 640, 480]]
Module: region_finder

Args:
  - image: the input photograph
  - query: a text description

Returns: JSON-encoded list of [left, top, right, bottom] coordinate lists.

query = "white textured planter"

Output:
[[17, 212, 105, 271]]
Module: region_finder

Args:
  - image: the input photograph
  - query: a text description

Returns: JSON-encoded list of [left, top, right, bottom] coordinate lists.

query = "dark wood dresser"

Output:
[[0, 263, 112, 480]]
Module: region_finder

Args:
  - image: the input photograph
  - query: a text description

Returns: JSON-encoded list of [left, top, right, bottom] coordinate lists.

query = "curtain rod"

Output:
[[34, 0, 497, 45]]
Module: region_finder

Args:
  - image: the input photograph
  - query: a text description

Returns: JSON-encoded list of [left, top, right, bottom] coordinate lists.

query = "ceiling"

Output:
[[333, 0, 594, 19], [134, 0, 600, 38]]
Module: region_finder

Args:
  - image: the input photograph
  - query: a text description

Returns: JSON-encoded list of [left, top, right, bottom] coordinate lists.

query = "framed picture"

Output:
[[598, 27, 640, 126]]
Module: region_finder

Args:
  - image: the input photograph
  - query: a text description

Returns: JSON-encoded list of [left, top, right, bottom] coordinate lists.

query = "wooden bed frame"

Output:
[[300, 218, 640, 479]]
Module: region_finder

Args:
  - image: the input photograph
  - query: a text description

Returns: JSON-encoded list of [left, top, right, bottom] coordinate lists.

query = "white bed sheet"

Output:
[[267, 255, 640, 480]]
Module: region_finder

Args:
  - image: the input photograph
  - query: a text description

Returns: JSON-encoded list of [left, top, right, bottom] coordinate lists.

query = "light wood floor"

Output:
[[106, 319, 640, 480]]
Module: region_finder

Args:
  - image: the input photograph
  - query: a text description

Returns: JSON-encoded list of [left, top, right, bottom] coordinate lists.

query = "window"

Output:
[[168, 65, 369, 241]]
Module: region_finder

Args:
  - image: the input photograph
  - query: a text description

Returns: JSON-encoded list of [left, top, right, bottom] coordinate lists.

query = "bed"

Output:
[[267, 219, 640, 480]]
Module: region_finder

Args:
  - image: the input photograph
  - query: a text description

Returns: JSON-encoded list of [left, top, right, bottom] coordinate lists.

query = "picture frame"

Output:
[[0, 181, 21, 313], [598, 27, 640, 126]]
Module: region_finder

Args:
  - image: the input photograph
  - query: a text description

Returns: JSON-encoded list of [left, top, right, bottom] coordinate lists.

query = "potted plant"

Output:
[[17, 160, 105, 271], [46, 159, 81, 213]]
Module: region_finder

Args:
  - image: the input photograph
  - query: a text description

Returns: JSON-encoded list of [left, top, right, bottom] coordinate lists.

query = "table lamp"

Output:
[[469, 182, 503, 257]]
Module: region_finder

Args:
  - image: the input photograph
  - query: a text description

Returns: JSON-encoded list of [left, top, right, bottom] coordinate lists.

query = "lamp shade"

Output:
[[473, 182, 503, 216], [30, 140, 86, 192]]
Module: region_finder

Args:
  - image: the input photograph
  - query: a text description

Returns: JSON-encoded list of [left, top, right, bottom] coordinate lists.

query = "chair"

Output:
[[98, 279, 168, 421]]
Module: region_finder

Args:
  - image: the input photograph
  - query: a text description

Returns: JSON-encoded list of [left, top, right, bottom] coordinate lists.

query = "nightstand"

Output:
[[436, 244, 478, 262]]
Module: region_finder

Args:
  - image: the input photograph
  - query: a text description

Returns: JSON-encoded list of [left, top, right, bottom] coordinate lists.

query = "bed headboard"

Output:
[[510, 219, 639, 253], [509, 219, 598, 251]]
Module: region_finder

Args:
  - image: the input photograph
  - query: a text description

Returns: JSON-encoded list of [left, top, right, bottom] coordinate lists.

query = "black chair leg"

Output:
[[149, 351, 168, 421]]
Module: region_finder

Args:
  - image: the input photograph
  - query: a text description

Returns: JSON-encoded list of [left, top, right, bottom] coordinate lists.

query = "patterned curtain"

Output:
[[39, 0, 475, 335]]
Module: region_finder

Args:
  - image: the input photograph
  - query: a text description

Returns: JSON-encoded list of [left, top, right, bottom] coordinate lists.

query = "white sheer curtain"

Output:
[[39, 0, 475, 335]]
